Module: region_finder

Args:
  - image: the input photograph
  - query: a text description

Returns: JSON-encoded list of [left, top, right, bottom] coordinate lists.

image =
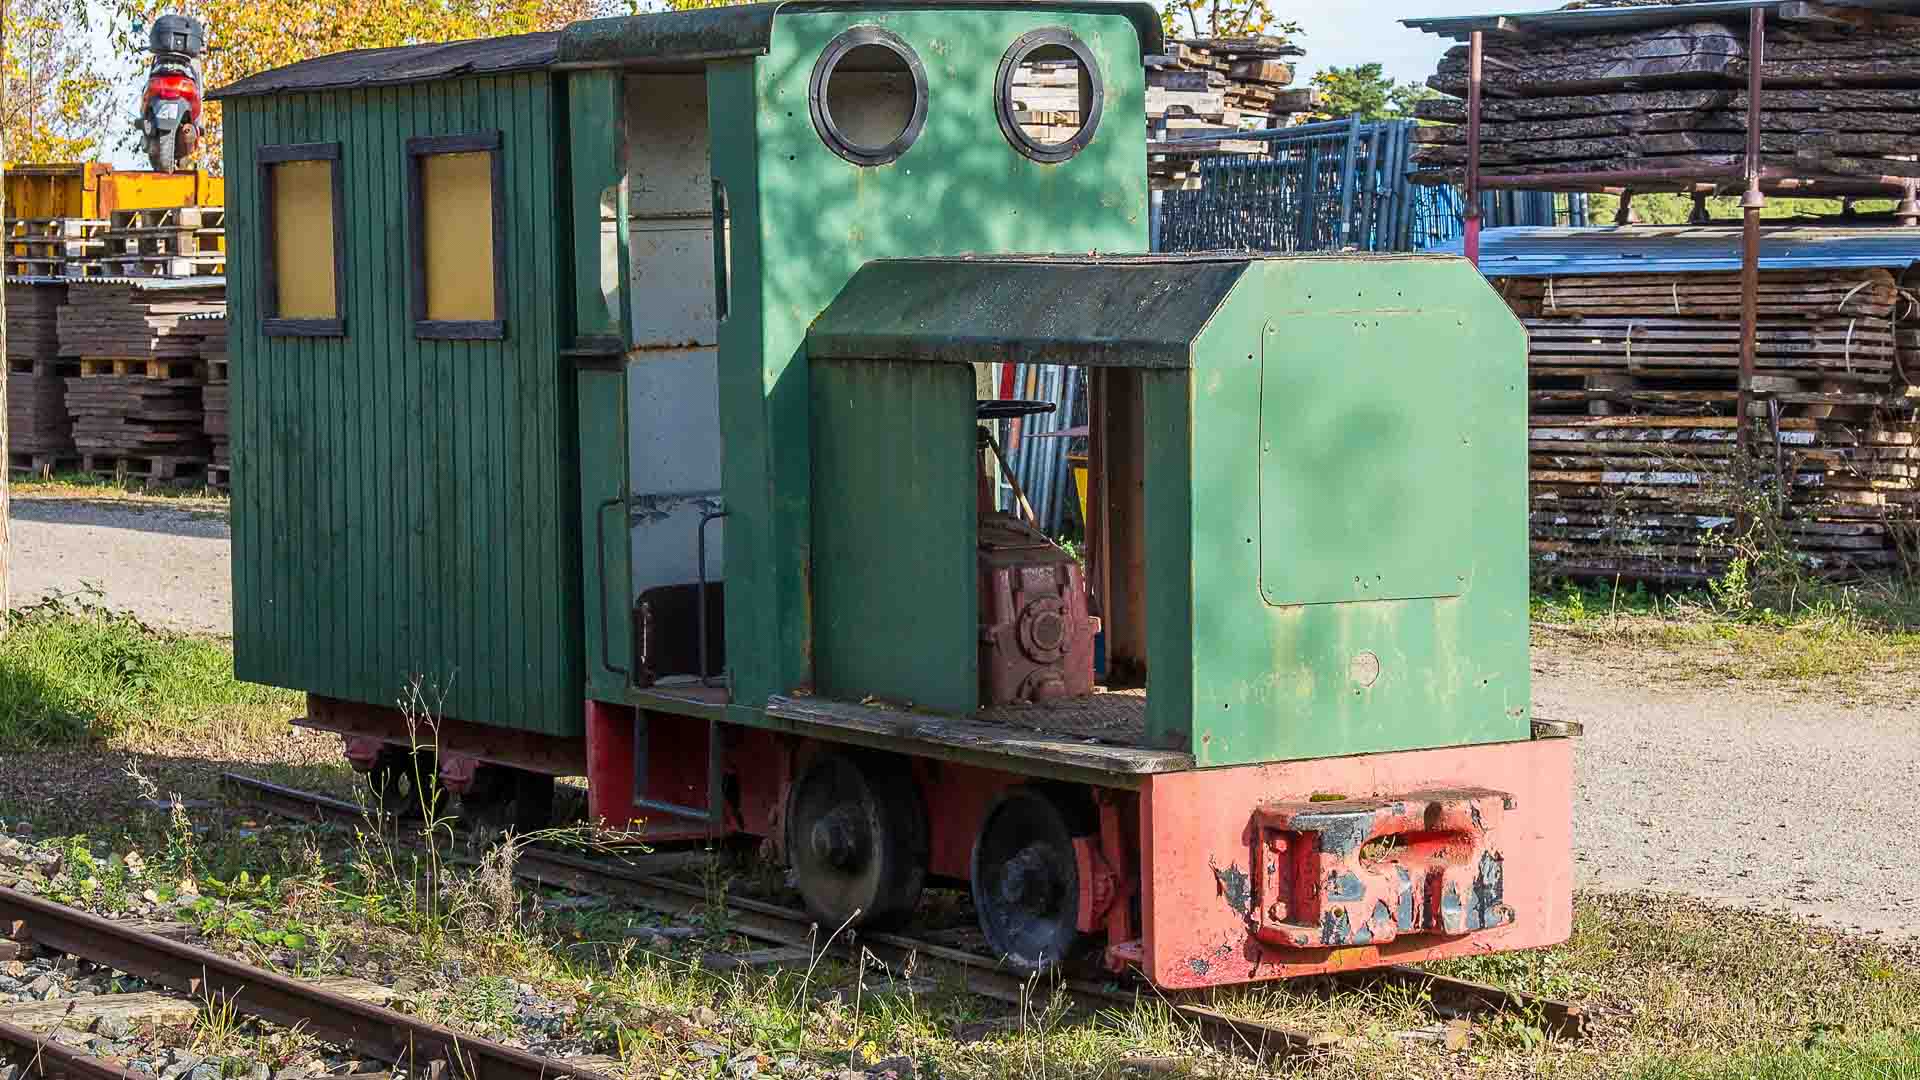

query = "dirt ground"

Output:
[[10, 495, 231, 633], [10, 493, 1917, 942]]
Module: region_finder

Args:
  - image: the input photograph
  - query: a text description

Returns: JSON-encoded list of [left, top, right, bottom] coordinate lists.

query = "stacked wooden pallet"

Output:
[[3, 219, 108, 278], [1506, 266, 1920, 579], [1145, 37, 1320, 191], [182, 313, 231, 486], [5, 281, 77, 475], [1411, 18, 1920, 184], [96, 207, 226, 278], [56, 280, 225, 481]]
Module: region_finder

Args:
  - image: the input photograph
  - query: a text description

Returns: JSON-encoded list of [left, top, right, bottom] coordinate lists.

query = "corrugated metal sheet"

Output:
[[211, 34, 557, 99], [1403, 0, 1920, 41], [1439, 225, 1920, 277]]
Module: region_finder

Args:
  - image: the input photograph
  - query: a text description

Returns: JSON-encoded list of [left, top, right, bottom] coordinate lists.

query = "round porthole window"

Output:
[[809, 27, 927, 167], [996, 28, 1104, 163]]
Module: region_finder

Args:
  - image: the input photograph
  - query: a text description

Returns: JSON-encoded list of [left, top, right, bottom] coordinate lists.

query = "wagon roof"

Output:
[[809, 252, 1467, 368], [210, 32, 560, 99], [213, 1, 1162, 100], [809, 254, 1245, 370]]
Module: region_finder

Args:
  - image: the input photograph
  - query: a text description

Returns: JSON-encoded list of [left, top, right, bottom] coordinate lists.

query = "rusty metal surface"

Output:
[[1138, 740, 1574, 989], [1247, 789, 1513, 950], [0, 887, 616, 1080], [299, 695, 590, 776], [0, 1015, 148, 1080]]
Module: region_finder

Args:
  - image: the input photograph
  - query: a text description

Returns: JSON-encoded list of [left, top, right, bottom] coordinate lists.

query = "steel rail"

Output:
[[218, 774, 1585, 1055], [0, 887, 616, 1080], [0, 1015, 147, 1080]]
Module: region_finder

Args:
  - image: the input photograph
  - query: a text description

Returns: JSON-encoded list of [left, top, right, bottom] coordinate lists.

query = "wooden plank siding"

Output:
[[224, 74, 582, 737]]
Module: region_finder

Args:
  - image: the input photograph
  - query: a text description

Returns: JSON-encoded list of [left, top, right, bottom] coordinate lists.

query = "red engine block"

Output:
[[977, 515, 1095, 706]]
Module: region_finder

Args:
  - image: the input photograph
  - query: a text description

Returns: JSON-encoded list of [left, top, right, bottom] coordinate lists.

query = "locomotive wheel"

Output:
[[972, 785, 1094, 974], [460, 767, 556, 834], [785, 750, 927, 931], [366, 747, 438, 819]]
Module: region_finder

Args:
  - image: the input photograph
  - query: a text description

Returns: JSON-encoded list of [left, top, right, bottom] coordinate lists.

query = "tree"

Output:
[[1312, 63, 1437, 122], [107, 0, 604, 169], [2, 0, 114, 162], [1160, 0, 1300, 41]]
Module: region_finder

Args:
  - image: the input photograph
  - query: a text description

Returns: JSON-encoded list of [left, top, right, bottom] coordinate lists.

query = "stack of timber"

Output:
[[5, 281, 77, 475], [1145, 37, 1322, 191], [96, 207, 227, 278], [1506, 265, 1920, 579], [3, 218, 108, 278], [1412, 14, 1920, 186], [56, 280, 225, 481], [183, 313, 231, 486]]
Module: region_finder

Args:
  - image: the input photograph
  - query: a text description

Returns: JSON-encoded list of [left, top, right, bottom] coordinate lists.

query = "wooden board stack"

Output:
[[1146, 37, 1322, 191], [4, 219, 108, 278], [56, 280, 226, 482], [1411, 15, 1920, 185], [97, 207, 227, 279], [1006, 34, 1315, 191], [182, 313, 231, 486], [5, 281, 77, 474], [1503, 266, 1920, 580]]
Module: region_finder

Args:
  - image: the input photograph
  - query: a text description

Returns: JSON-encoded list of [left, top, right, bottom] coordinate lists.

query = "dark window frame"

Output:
[[808, 26, 929, 167], [995, 28, 1105, 164], [257, 142, 347, 337], [406, 131, 509, 341]]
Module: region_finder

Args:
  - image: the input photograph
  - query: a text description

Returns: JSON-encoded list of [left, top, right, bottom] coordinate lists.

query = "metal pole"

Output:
[[1464, 28, 1484, 266], [1736, 6, 1766, 465]]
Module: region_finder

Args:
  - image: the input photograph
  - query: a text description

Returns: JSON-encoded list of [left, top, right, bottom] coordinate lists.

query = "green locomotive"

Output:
[[214, 0, 1572, 988]]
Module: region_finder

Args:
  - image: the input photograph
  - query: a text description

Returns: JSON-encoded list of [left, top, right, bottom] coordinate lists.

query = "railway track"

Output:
[[220, 774, 1589, 1057], [0, 884, 618, 1080]]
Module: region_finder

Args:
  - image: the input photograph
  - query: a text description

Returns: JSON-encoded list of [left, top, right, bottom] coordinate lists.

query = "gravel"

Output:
[[9, 496, 230, 635], [1537, 643, 1920, 942]]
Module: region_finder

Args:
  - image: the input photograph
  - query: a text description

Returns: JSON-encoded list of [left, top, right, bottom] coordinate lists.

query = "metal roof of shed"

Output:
[[810, 255, 1253, 369], [1437, 225, 1920, 276], [1403, 0, 1920, 41], [214, 1, 1163, 98], [211, 33, 559, 99], [810, 253, 1461, 368]]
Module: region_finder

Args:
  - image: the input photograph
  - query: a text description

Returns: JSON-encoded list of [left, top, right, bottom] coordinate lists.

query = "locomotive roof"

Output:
[[212, 1, 1163, 99], [809, 254, 1459, 369]]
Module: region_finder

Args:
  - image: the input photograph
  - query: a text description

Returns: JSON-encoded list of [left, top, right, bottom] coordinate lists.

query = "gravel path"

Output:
[[8, 494, 1916, 938], [1538, 645, 1920, 943], [9, 496, 231, 635]]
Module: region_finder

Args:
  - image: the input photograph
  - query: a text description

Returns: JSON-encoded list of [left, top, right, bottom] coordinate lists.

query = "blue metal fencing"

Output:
[[1155, 116, 1584, 253]]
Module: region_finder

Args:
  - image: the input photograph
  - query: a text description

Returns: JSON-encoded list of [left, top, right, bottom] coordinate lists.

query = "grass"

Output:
[[1530, 573, 1920, 689], [11, 470, 229, 507], [0, 593, 298, 751], [2, 578, 1917, 1075]]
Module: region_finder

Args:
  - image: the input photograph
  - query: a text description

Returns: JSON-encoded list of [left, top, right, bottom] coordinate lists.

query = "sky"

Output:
[[1292, 0, 1519, 88]]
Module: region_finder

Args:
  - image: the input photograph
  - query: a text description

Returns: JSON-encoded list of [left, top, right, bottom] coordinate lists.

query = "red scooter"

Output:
[[140, 14, 206, 172]]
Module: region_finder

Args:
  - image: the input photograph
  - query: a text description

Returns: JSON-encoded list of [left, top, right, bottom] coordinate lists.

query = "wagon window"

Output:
[[257, 143, 345, 336], [809, 27, 927, 166], [407, 132, 507, 340], [996, 29, 1104, 164]]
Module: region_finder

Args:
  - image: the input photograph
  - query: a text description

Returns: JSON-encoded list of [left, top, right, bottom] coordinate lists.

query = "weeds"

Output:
[[0, 593, 298, 750]]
